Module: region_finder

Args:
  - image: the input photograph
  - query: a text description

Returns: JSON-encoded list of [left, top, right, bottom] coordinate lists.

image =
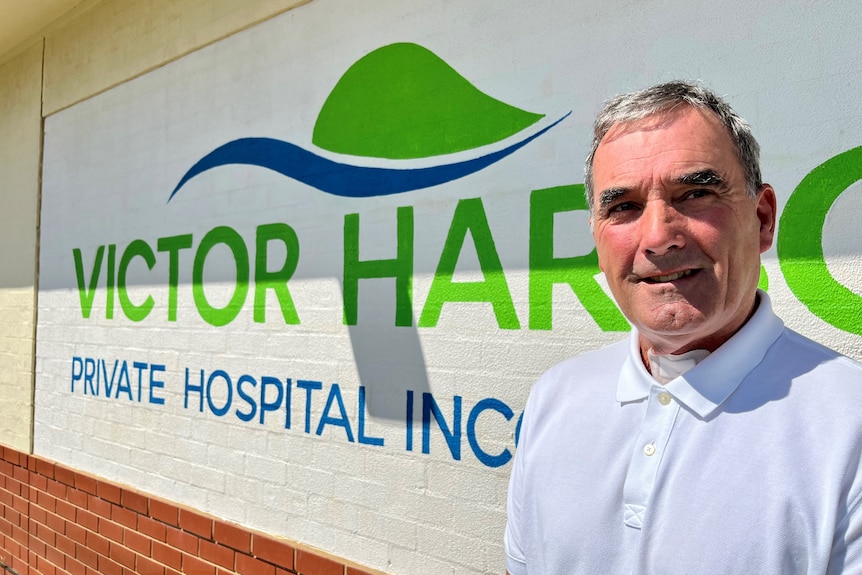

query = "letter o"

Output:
[[193, 226, 250, 327]]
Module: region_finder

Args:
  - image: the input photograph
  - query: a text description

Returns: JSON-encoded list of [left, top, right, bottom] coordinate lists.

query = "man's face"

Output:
[[590, 106, 776, 355]]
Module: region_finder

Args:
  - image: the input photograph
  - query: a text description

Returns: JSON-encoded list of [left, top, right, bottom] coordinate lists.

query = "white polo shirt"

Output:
[[506, 292, 862, 574]]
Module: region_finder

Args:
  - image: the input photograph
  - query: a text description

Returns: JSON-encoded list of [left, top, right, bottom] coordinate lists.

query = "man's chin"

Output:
[[632, 305, 714, 351]]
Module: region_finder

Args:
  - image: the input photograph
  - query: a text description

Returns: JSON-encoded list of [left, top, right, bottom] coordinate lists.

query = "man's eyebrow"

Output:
[[598, 188, 628, 210], [675, 170, 724, 186]]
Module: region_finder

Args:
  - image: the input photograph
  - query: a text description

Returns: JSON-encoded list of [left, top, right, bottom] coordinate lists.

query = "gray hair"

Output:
[[584, 81, 762, 211]]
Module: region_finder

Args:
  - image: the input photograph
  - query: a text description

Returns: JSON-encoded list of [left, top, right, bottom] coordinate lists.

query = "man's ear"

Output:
[[756, 183, 778, 254]]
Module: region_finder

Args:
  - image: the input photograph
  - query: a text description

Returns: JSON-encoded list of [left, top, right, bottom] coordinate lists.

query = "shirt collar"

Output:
[[616, 290, 785, 418]]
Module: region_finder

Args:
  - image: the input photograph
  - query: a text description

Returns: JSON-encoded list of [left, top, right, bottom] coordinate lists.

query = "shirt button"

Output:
[[658, 392, 672, 406], [643, 443, 656, 456]]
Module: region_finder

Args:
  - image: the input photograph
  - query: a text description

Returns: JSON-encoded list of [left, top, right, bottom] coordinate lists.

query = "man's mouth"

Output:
[[641, 269, 698, 284]]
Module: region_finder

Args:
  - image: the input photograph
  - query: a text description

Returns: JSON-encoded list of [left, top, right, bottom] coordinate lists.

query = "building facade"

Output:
[[1, 1, 861, 574]]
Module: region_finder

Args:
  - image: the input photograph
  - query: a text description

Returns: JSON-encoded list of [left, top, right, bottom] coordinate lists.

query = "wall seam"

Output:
[[28, 36, 47, 456], [43, 0, 315, 118]]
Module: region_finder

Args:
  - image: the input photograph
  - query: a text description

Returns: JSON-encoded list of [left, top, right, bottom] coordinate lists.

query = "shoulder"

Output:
[[769, 328, 862, 381], [754, 327, 862, 432], [535, 338, 628, 387], [525, 338, 629, 413]]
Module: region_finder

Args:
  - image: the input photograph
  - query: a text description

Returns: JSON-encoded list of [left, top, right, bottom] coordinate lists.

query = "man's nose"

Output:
[[640, 201, 685, 256]]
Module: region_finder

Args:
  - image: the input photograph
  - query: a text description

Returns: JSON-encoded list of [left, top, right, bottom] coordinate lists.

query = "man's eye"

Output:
[[609, 202, 638, 213], [685, 189, 712, 200]]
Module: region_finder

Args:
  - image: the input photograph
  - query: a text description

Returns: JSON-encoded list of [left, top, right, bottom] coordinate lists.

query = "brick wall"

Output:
[[0, 446, 378, 575]]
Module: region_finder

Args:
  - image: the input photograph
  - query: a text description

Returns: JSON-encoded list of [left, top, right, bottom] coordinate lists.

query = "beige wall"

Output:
[[0, 0, 311, 451], [0, 41, 43, 451], [43, 0, 312, 115]]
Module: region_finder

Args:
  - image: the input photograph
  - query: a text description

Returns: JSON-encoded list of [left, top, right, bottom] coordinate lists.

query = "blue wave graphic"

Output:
[[168, 112, 570, 202]]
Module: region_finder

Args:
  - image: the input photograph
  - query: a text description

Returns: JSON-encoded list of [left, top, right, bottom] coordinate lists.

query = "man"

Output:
[[505, 81, 862, 574]]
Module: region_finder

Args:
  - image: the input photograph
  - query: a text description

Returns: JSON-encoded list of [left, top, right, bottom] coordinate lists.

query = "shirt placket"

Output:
[[622, 386, 679, 529]]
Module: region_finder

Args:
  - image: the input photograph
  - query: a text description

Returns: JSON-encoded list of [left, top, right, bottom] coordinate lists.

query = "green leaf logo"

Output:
[[312, 42, 545, 159]]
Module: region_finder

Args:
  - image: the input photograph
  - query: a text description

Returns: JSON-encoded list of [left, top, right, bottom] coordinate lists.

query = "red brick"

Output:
[[30, 504, 47, 526], [200, 540, 235, 570], [276, 568, 297, 575], [55, 466, 76, 487], [36, 490, 58, 513], [166, 525, 198, 554], [56, 532, 76, 555], [0, 488, 12, 507], [179, 509, 212, 539], [36, 553, 58, 575], [139, 515, 167, 541], [182, 555, 216, 575], [112, 504, 137, 529], [4, 507, 21, 528], [56, 499, 76, 521], [252, 535, 295, 569], [122, 489, 149, 514], [236, 553, 276, 575], [46, 544, 65, 569], [97, 481, 122, 504], [75, 474, 98, 495], [30, 470, 49, 492], [98, 555, 125, 575], [77, 543, 99, 569], [47, 479, 66, 499], [0, 446, 16, 464], [90, 494, 112, 518], [109, 542, 136, 568], [35, 521, 56, 546], [87, 530, 111, 556], [295, 550, 341, 575], [66, 522, 87, 544], [213, 521, 251, 553], [6, 477, 22, 496], [77, 508, 99, 532], [67, 556, 87, 575], [100, 518, 124, 543], [152, 540, 182, 570], [11, 524, 27, 544], [35, 458, 55, 477], [46, 511, 64, 533], [12, 494, 28, 513], [125, 529, 151, 555], [151, 499, 179, 526], [13, 465, 29, 483], [137, 555, 166, 575], [29, 532, 47, 556], [4, 537, 20, 559], [68, 487, 89, 509]]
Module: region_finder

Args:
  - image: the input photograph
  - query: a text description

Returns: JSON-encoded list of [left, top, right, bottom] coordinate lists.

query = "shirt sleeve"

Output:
[[505, 461, 527, 574], [505, 395, 532, 575], [827, 491, 862, 574]]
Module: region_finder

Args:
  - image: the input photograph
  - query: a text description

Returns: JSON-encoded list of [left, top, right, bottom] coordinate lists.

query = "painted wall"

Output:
[[16, 0, 862, 574], [0, 0, 312, 457], [0, 41, 43, 453]]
